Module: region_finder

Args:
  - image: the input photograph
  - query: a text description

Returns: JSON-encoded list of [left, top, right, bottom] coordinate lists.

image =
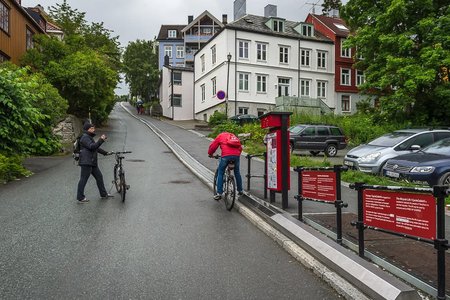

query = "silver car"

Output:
[[343, 129, 450, 174]]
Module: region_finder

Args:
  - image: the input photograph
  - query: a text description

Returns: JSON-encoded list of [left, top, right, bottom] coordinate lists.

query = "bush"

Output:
[[208, 111, 227, 127], [0, 154, 32, 183]]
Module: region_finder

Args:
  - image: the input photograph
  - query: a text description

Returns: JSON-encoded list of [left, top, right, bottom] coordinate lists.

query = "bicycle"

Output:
[[112, 151, 132, 202], [211, 155, 236, 211]]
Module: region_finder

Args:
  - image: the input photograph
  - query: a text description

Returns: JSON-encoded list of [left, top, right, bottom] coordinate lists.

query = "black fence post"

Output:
[[246, 154, 251, 191], [334, 165, 346, 245], [433, 186, 449, 300], [263, 152, 267, 199], [296, 167, 303, 221], [353, 182, 365, 257]]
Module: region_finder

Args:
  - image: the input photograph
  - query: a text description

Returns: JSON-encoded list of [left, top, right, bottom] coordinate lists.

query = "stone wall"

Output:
[[52, 115, 83, 152]]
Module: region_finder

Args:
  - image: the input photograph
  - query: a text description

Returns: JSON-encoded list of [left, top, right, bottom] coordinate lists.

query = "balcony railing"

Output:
[[275, 96, 334, 115]]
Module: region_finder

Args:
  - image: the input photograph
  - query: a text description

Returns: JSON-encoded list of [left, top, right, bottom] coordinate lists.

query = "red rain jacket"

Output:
[[208, 132, 242, 157]]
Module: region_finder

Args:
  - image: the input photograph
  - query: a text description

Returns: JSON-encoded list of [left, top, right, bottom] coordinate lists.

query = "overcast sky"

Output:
[[21, 0, 328, 95]]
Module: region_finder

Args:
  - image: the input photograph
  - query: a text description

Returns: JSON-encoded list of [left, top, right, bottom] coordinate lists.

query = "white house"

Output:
[[160, 66, 194, 120], [194, 8, 336, 122]]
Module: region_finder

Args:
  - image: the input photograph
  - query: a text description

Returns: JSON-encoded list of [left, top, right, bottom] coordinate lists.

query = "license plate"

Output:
[[386, 171, 399, 178], [344, 160, 354, 167]]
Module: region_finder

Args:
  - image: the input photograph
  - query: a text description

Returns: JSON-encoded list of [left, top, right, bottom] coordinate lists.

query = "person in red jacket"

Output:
[[208, 132, 244, 200]]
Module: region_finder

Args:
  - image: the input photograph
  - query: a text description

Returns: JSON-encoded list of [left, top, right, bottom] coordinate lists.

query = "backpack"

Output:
[[72, 135, 81, 161], [226, 133, 242, 148]]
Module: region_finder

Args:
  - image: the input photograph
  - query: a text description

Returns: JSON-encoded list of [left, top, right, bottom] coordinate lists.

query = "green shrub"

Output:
[[208, 111, 227, 127], [0, 154, 32, 183]]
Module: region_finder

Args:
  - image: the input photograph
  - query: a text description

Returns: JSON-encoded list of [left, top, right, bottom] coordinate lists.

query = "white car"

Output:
[[343, 128, 450, 174]]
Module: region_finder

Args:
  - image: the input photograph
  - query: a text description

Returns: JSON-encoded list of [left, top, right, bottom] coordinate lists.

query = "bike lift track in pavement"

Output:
[[120, 103, 421, 300]]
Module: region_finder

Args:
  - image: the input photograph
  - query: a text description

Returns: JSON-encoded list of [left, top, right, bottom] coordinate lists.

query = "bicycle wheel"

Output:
[[213, 169, 218, 196], [120, 173, 126, 202], [224, 175, 236, 211], [114, 165, 121, 193]]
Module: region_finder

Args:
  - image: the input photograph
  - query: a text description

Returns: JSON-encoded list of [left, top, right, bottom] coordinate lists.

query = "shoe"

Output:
[[77, 197, 89, 203], [238, 191, 244, 196], [101, 194, 114, 199], [213, 194, 222, 201]]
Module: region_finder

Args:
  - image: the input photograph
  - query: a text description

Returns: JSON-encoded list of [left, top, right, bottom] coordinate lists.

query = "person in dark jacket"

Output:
[[76, 122, 112, 203]]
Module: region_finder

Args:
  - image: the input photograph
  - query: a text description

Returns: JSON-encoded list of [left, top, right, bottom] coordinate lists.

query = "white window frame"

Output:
[[341, 39, 351, 58], [238, 72, 250, 92], [256, 43, 267, 61], [211, 77, 217, 96], [164, 46, 172, 59], [173, 71, 182, 85], [278, 77, 291, 96], [201, 84, 205, 102], [300, 79, 311, 97], [301, 24, 313, 36], [256, 74, 267, 93], [171, 94, 182, 107], [317, 51, 327, 69], [300, 49, 311, 67], [341, 95, 351, 112], [317, 80, 327, 98], [238, 107, 249, 115], [273, 20, 284, 32], [211, 45, 216, 64], [168, 30, 177, 38], [341, 68, 351, 86], [239, 40, 249, 59], [279, 46, 289, 64], [356, 70, 365, 86], [201, 54, 205, 72], [176, 46, 184, 58]]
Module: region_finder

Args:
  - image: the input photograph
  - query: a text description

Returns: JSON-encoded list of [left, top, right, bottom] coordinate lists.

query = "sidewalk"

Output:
[[137, 108, 449, 298]]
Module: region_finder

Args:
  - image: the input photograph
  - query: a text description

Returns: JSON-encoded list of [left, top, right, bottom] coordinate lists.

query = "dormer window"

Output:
[[273, 19, 284, 32], [294, 23, 314, 37], [168, 30, 177, 38]]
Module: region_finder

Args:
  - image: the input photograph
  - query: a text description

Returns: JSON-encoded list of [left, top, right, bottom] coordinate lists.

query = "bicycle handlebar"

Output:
[[112, 151, 132, 154], [209, 154, 221, 159]]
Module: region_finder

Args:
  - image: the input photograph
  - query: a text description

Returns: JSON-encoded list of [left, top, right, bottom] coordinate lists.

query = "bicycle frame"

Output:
[[112, 151, 132, 202], [212, 155, 236, 211]]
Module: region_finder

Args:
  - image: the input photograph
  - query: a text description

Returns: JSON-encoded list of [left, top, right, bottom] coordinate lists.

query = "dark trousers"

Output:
[[216, 155, 243, 195], [77, 165, 108, 200]]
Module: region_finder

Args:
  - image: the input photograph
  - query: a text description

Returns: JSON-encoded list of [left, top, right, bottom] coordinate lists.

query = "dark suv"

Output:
[[289, 124, 347, 157]]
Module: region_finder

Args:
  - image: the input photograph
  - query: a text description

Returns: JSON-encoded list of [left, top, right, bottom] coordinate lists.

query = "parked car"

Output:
[[288, 124, 347, 157], [343, 128, 450, 174], [382, 138, 450, 186], [229, 114, 259, 125]]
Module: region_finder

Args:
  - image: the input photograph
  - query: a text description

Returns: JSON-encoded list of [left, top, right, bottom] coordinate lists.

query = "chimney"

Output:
[[233, 0, 246, 20], [164, 55, 170, 67], [188, 15, 194, 24], [264, 4, 277, 18], [222, 14, 228, 25]]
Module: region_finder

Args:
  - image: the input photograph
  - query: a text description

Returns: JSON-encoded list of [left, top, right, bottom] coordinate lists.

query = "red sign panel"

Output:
[[301, 171, 336, 202], [363, 189, 436, 240]]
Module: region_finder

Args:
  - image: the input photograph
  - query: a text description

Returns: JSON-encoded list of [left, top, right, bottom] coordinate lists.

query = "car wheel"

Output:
[[438, 172, 450, 185], [309, 151, 320, 156], [324, 144, 337, 157]]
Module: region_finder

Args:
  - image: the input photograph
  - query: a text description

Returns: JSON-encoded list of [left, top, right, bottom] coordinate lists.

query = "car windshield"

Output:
[[289, 125, 305, 134], [422, 138, 450, 155], [368, 132, 415, 147]]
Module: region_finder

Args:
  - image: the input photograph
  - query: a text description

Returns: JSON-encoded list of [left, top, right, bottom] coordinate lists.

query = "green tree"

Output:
[[122, 39, 159, 102], [341, 0, 450, 124], [322, 0, 342, 15]]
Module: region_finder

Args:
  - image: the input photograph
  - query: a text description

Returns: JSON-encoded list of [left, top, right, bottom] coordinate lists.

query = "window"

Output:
[[317, 51, 327, 69], [238, 73, 249, 91], [0, 50, 9, 62], [301, 24, 313, 36], [317, 81, 327, 98], [317, 127, 329, 136], [341, 95, 350, 112], [168, 30, 177, 38], [278, 77, 290, 96], [26, 27, 34, 50], [300, 49, 311, 67], [256, 75, 267, 93], [300, 79, 311, 97], [164, 46, 172, 58], [257, 109, 266, 117], [239, 107, 249, 115], [279, 46, 289, 64], [176, 46, 184, 58], [356, 70, 365, 86], [341, 68, 351, 86], [341, 39, 351, 58], [256, 43, 267, 61], [239, 40, 249, 59], [211, 45, 216, 64], [171, 94, 182, 107], [201, 84, 205, 102], [173, 71, 182, 85], [200, 54, 205, 72], [211, 77, 216, 96], [0, 1, 9, 33], [273, 19, 284, 32], [203, 28, 212, 34]]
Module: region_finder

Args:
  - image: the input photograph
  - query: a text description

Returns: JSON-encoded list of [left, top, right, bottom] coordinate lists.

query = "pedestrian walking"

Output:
[[76, 122, 113, 203], [208, 132, 244, 200]]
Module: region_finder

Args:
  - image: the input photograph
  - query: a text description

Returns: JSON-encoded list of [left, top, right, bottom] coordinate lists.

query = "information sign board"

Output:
[[266, 132, 278, 189], [363, 189, 436, 240], [301, 171, 337, 202]]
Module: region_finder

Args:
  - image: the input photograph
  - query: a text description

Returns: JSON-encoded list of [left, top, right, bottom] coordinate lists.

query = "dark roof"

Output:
[[9, 1, 46, 34], [310, 14, 350, 38], [156, 25, 186, 41], [226, 14, 332, 43]]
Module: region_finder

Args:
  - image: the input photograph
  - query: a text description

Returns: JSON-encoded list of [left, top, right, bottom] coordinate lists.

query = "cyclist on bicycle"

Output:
[[208, 132, 244, 200]]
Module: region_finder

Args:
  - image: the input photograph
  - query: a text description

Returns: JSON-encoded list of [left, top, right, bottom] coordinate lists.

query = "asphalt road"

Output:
[[0, 105, 339, 299]]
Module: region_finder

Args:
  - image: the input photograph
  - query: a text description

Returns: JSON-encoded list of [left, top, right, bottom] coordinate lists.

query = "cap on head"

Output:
[[83, 122, 94, 131]]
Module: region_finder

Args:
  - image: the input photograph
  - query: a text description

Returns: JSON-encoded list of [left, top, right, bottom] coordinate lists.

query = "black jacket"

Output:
[[78, 132, 107, 166]]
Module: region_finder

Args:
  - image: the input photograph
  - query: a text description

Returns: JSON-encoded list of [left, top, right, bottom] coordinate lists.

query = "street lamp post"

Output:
[[226, 53, 232, 117]]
